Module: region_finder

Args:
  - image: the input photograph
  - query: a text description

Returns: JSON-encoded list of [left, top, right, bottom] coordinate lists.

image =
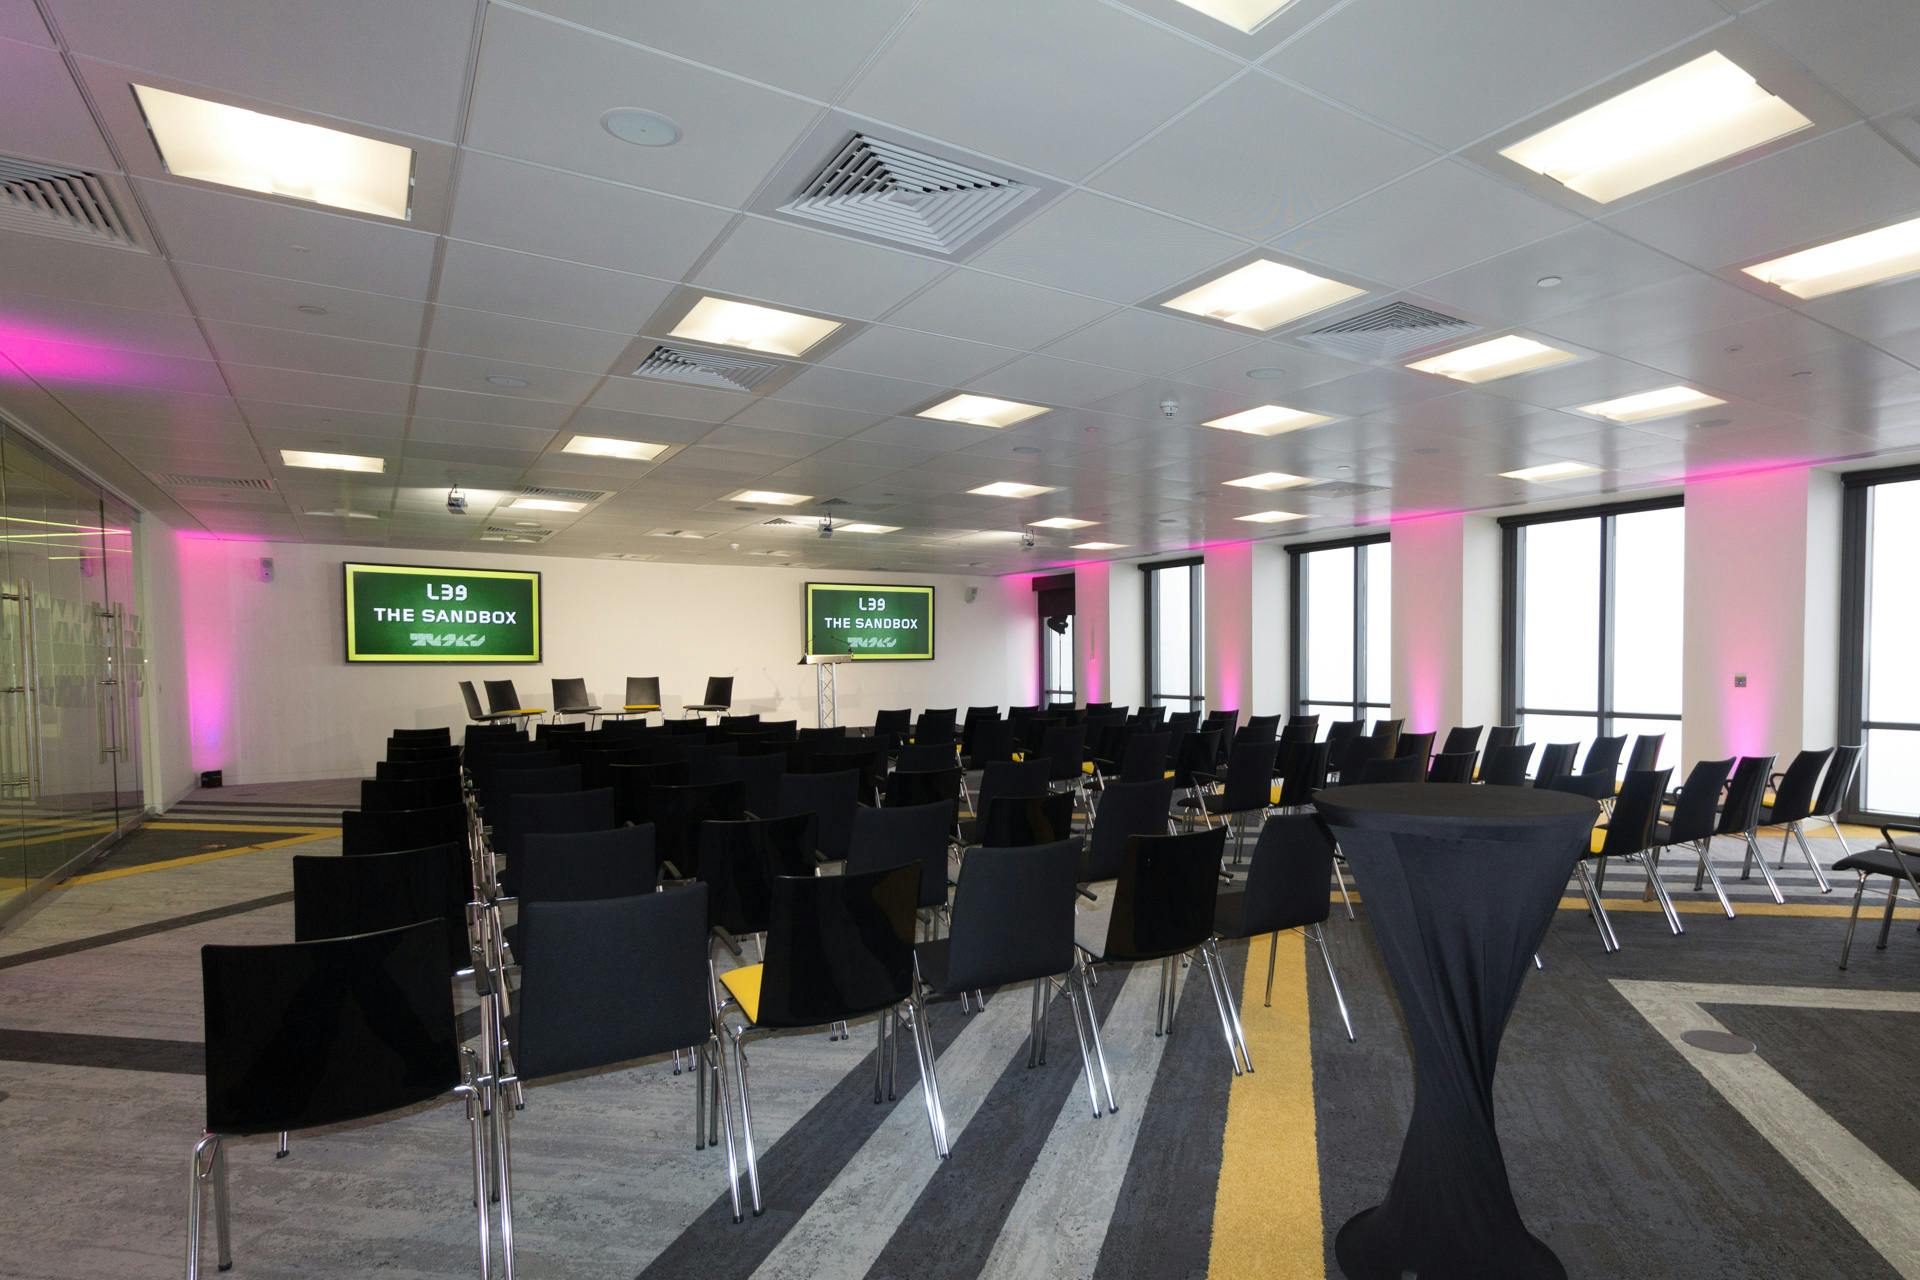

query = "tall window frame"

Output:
[[1501, 496, 1684, 766], [1288, 533, 1391, 724], [1142, 557, 1204, 713], [1840, 463, 1920, 820], [1035, 574, 1075, 708]]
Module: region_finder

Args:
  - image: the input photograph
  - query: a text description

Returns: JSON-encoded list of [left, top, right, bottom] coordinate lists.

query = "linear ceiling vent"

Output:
[[645, 528, 712, 539], [1299, 480, 1388, 498], [632, 344, 780, 393], [1293, 302, 1479, 363], [484, 525, 552, 542], [600, 552, 659, 561], [0, 156, 140, 249], [518, 485, 606, 504], [161, 473, 273, 490], [778, 134, 1037, 255]]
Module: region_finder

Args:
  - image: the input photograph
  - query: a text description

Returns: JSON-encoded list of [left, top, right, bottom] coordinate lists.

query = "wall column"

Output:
[[1074, 561, 1109, 707], [1390, 513, 1501, 734]]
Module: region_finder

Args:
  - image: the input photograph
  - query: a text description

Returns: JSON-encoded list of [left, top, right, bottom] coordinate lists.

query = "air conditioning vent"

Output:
[[161, 473, 273, 491], [645, 528, 712, 539], [632, 344, 780, 393], [1300, 480, 1388, 498], [760, 517, 806, 529], [518, 485, 606, 503], [0, 156, 140, 249], [483, 524, 552, 542], [1293, 302, 1479, 363], [817, 497, 851, 507], [778, 134, 1037, 255], [599, 552, 659, 561]]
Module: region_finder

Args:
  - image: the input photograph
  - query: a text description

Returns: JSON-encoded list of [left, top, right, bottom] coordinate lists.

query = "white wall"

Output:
[[1390, 514, 1502, 734], [137, 520, 195, 809], [153, 537, 1033, 786]]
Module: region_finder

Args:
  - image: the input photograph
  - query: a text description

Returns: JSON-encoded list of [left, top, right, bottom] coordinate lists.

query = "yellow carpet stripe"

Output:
[[147, 822, 338, 835], [67, 831, 336, 884], [1208, 931, 1325, 1280]]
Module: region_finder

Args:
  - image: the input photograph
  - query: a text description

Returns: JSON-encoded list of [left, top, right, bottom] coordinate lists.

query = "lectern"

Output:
[[799, 653, 853, 729]]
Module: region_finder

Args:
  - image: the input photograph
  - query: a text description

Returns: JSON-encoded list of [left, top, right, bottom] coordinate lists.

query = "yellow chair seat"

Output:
[[719, 963, 763, 1024], [1012, 751, 1025, 762], [1589, 828, 1609, 854], [505, 707, 546, 715], [1164, 769, 1176, 780], [1082, 761, 1095, 776], [623, 703, 661, 711], [1271, 783, 1284, 805]]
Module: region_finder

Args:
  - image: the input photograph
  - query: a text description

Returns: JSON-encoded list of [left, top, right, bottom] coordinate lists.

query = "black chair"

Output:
[[292, 844, 477, 977], [1190, 737, 1278, 861], [361, 776, 460, 812], [378, 758, 462, 783], [897, 742, 958, 772], [1719, 754, 1781, 903], [1808, 743, 1864, 855], [498, 789, 616, 896], [1369, 717, 1404, 756], [1650, 757, 1737, 919], [699, 814, 820, 951], [1325, 719, 1363, 751], [667, 717, 712, 737], [1393, 731, 1435, 764], [674, 739, 742, 785], [719, 714, 762, 731], [461, 678, 523, 727], [464, 722, 528, 748], [873, 708, 912, 752], [804, 739, 888, 807], [1273, 740, 1331, 808], [1330, 730, 1384, 784], [342, 803, 467, 857], [959, 707, 1000, 758], [1211, 813, 1352, 1041], [848, 800, 955, 930], [797, 725, 849, 744], [189, 922, 487, 1279], [576, 746, 648, 792], [914, 840, 1106, 1113], [1534, 742, 1579, 788], [1482, 742, 1536, 787], [551, 677, 600, 725], [515, 826, 657, 911], [1355, 753, 1423, 785], [1082, 779, 1174, 884], [964, 717, 1017, 769], [603, 675, 662, 722], [713, 750, 786, 819], [1836, 823, 1920, 968], [608, 758, 689, 826], [776, 768, 861, 862], [975, 791, 1075, 848], [962, 758, 1050, 841], [1114, 731, 1170, 785], [1555, 734, 1627, 801], [1625, 733, 1665, 774], [1073, 825, 1239, 1087], [717, 863, 946, 1213], [1169, 729, 1222, 818], [915, 708, 958, 746], [886, 767, 964, 819], [1427, 751, 1477, 784], [1282, 715, 1319, 744], [485, 678, 546, 722], [1440, 726, 1483, 755], [652, 779, 747, 879], [387, 742, 462, 764], [392, 726, 453, 745], [1757, 747, 1837, 892], [499, 886, 744, 1237], [684, 676, 734, 720], [1572, 767, 1670, 952], [535, 720, 586, 746], [1037, 722, 1090, 813], [1485, 725, 1521, 753], [1245, 713, 1282, 740]]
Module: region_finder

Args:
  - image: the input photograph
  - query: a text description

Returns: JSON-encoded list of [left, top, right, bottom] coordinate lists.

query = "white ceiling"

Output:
[[3, 0, 1920, 574]]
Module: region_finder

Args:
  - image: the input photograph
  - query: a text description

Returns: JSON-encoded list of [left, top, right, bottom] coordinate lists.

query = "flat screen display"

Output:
[[804, 582, 934, 661], [343, 563, 541, 663]]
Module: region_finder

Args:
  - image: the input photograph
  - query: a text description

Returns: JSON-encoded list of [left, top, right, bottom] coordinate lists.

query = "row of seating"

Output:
[[459, 675, 737, 727]]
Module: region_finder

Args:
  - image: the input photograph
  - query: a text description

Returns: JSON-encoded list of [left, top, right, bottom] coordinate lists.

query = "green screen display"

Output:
[[344, 563, 542, 663], [805, 583, 934, 661]]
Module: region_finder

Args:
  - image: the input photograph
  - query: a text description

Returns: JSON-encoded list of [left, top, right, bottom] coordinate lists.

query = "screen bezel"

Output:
[[803, 581, 936, 662], [343, 562, 544, 664]]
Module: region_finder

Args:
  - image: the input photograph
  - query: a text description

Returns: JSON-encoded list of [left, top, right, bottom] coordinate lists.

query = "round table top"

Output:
[[1314, 782, 1596, 833]]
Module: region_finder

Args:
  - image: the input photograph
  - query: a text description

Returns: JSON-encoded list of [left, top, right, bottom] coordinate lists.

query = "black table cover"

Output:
[[1314, 782, 1596, 1280]]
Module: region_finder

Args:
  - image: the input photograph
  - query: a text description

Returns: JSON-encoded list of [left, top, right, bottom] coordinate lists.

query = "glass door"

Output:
[[100, 496, 143, 823]]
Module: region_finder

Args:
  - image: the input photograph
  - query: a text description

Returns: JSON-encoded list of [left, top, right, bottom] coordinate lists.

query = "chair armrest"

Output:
[[660, 859, 684, 880], [1879, 822, 1920, 846], [1075, 885, 1099, 902]]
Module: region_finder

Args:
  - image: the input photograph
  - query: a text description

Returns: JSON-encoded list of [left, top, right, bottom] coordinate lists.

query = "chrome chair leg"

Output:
[[1263, 931, 1279, 1008], [1210, 940, 1254, 1072], [1332, 856, 1356, 920], [1154, 956, 1169, 1037], [1027, 978, 1043, 1069], [1743, 832, 1787, 904], [1642, 855, 1683, 935], [903, 1000, 950, 1158], [1696, 839, 1736, 918], [728, 1026, 764, 1215], [461, 1087, 492, 1280], [1077, 958, 1118, 1114], [1196, 945, 1246, 1076], [1310, 925, 1355, 1042], [1876, 874, 1901, 950], [708, 1036, 745, 1223], [492, 1082, 516, 1280], [1062, 977, 1104, 1118], [1825, 815, 1851, 860], [1791, 822, 1832, 892], [275, 1131, 288, 1160], [1574, 861, 1619, 953], [186, 1133, 231, 1280], [1839, 873, 1867, 969]]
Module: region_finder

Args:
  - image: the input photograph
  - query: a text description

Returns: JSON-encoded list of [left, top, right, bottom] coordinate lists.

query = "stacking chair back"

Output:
[[1581, 734, 1628, 780], [1039, 723, 1088, 786], [1356, 754, 1424, 784], [1279, 720, 1318, 745], [960, 707, 1000, 756], [699, 814, 818, 938], [1101, 827, 1226, 962], [758, 719, 799, 743], [898, 742, 958, 772], [1813, 744, 1863, 820], [551, 678, 597, 717], [392, 727, 453, 746], [513, 888, 712, 1081], [1171, 729, 1222, 791], [1369, 718, 1404, 755], [535, 721, 586, 746], [1534, 742, 1579, 787], [1166, 710, 1201, 738], [699, 677, 734, 708], [1331, 730, 1385, 781], [292, 844, 474, 975], [798, 725, 848, 744], [1275, 740, 1331, 806], [378, 758, 461, 783], [499, 790, 616, 892], [342, 803, 467, 856], [1245, 713, 1282, 739], [713, 750, 786, 818], [848, 800, 954, 910], [1770, 748, 1833, 824], [978, 758, 1051, 812], [460, 680, 494, 723], [967, 717, 1017, 767], [651, 779, 747, 878], [1132, 706, 1167, 729], [1625, 733, 1665, 773], [975, 791, 1074, 848], [720, 714, 762, 731], [1233, 814, 1337, 935], [756, 864, 919, 1028], [1325, 719, 1363, 750], [1666, 758, 1735, 845], [1481, 743, 1536, 787], [484, 680, 531, 715], [516, 826, 657, 906], [388, 743, 461, 764], [1441, 726, 1483, 755], [1717, 755, 1775, 837], [804, 739, 887, 806], [676, 740, 742, 785], [1485, 725, 1521, 753], [1394, 731, 1435, 762], [937, 841, 1080, 994], [362, 776, 460, 812], [476, 762, 579, 817], [886, 766, 963, 814], [577, 746, 647, 791], [874, 708, 912, 749], [624, 676, 662, 712], [1218, 737, 1280, 815], [916, 708, 958, 744], [667, 718, 711, 737], [1595, 768, 1672, 859], [1427, 751, 1477, 784], [776, 768, 861, 861], [1117, 731, 1170, 783], [608, 759, 689, 826], [463, 722, 526, 748], [1085, 779, 1174, 882]]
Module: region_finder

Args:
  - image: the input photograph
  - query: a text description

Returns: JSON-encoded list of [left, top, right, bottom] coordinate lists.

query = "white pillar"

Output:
[[1074, 561, 1110, 707], [1108, 561, 1145, 710], [1203, 542, 1254, 714], [1389, 513, 1502, 735]]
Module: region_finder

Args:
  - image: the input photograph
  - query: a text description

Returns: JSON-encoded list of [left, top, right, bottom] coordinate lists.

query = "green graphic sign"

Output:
[[344, 563, 542, 663], [805, 583, 934, 661]]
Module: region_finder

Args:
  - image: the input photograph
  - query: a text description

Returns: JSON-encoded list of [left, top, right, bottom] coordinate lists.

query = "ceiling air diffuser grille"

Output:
[[0, 156, 139, 248], [779, 134, 1036, 255], [161, 473, 273, 490], [632, 344, 780, 392], [484, 525, 552, 542], [1294, 302, 1479, 363], [519, 485, 607, 503], [1300, 480, 1387, 498]]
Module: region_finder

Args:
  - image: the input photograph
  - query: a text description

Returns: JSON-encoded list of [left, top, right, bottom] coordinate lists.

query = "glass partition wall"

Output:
[[0, 422, 146, 922]]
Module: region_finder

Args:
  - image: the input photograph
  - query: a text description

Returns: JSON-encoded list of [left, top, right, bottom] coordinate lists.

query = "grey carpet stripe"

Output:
[[1090, 946, 1240, 1280], [632, 1011, 974, 1280], [0, 892, 295, 971], [860, 973, 1132, 1280], [0, 1028, 204, 1074]]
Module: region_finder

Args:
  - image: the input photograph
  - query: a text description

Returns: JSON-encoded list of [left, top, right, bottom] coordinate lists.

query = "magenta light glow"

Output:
[[1204, 542, 1253, 714], [178, 534, 235, 774], [0, 320, 213, 390], [1388, 513, 1466, 734], [1076, 563, 1110, 705]]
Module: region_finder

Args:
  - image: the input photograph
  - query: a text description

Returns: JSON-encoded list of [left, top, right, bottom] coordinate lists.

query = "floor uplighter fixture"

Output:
[[1741, 215, 1920, 300]]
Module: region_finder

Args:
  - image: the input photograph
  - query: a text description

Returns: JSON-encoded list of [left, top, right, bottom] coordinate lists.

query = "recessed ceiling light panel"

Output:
[[839, 523, 900, 534], [726, 488, 813, 506], [1072, 541, 1128, 551], [1235, 510, 1306, 524], [1202, 404, 1337, 437], [1501, 461, 1603, 483], [669, 297, 840, 358], [1171, 0, 1298, 34], [969, 481, 1057, 499], [1499, 51, 1812, 204], [1407, 335, 1579, 383], [509, 497, 585, 513], [1742, 214, 1920, 300], [1031, 516, 1096, 529], [917, 393, 1050, 429], [563, 435, 668, 461], [1161, 258, 1365, 332], [1224, 472, 1312, 492], [133, 84, 415, 219], [1575, 385, 1725, 423], [280, 449, 383, 473]]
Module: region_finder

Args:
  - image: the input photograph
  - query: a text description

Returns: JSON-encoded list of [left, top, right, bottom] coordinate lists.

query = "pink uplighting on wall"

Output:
[[1203, 542, 1252, 714], [1075, 563, 1109, 705], [177, 534, 235, 774], [1388, 513, 1464, 734]]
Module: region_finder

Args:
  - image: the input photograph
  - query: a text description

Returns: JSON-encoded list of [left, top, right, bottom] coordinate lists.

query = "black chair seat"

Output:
[[1836, 847, 1920, 876]]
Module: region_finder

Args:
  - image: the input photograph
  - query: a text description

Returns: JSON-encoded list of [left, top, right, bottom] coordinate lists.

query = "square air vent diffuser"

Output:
[[778, 134, 1038, 255], [484, 524, 552, 541], [0, 156, 140, 249], [519, 485, 607, 504], [1293, 302, 1480, 363], [632, 344, 781, 392]]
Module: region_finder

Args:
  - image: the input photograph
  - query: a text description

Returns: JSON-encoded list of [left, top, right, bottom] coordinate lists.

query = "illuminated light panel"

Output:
[[961, 530, 1025, 542], [1223, 471, 1312, 492], [132, 84, 415, 219], [1575, 385, 1725, 423], [1498, 52, 1812, 204], [917, 393, 1050, 429], [279, 449, 383, 473], [1171, 0, 1298, 34], [1501, 461, 1603, 483], [668, 296, 840, 357], [1072, 541, 1128, 551], [726, 489, 813, 506], [563, 435, 668, 461], [1406, 335, 1579, 384], [1031, 516, 1096, 529], [1742, 215, 1920, 300], [1202, 404, 1337, 437], [1161, 259, 1365, 332], [839, 523, 900, 534], [303, 508, 381, 520], [969, 481, 1057, 499], [509, 497, 585, 513], [1235, 510, 1306, 524]]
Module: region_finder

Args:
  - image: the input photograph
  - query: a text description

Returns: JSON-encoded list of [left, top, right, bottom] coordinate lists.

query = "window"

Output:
[[1289, 536, 1391, 724], [1842, 467, 1920, 817], [1036, 575, 1074, 707], [1503, 500, 1683, 770], [1144, 559, 1204, 712]]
